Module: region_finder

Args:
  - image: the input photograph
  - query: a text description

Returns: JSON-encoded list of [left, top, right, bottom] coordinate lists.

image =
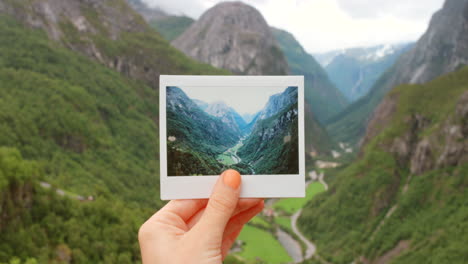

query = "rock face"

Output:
[[328, 0, 468, 145], [364, 0, 468, 145], [172, 1, 289, 75], [384, 0, 468, 86]]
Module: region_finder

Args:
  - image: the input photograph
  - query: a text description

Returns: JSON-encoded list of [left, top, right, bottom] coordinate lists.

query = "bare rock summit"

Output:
[[172, 1, 288, 75]]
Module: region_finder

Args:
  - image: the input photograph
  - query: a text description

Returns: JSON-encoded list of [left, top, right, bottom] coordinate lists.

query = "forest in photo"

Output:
[[166, 86, 299, 176]]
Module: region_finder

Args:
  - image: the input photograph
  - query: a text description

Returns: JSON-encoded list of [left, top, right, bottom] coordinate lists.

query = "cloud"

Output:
[[144, 0, 207, 18], [335, 0, 444, 20], [142, 0, 445, 53]]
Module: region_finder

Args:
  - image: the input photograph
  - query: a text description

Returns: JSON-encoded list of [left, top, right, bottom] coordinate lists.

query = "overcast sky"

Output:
[[143, 0, 444, 53], [180, 86, 288, 115]]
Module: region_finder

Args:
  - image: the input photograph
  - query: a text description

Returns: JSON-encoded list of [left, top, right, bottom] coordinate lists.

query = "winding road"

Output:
[[290, 172, 329, 263], [220, 138, 256, 174]]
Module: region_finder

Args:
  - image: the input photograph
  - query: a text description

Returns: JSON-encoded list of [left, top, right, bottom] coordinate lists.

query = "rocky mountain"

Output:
[[238, 87, 299, 174], [323, 43, 413, 101], [299, 65, 468, 264], [204, 101, 247, 135], [172, 1, 289, 75], [271, 28, 348, 122], [326, 0, 468, 145], [131, 2, 336, 155]]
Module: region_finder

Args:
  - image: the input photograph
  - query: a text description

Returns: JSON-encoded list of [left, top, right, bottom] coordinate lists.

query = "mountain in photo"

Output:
[[166, 86, 299, 176], [238, 87, 299, 174], [166, 87, 240, 175], [172, 2, 289, 75], [320, 43, 413, 101], [327, 0, 468, 145]]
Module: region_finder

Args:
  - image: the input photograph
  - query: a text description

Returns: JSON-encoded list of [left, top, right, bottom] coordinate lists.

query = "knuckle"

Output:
[[209, 194, 235, 214]]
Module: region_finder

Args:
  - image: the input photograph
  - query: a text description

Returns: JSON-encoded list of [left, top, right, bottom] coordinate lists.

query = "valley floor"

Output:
[[230, 169, 330, 264]]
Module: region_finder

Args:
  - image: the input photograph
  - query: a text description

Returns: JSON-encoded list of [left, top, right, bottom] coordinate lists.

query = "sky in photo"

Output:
[[143, 0, 444, 53], [180, 86, 288, 115]]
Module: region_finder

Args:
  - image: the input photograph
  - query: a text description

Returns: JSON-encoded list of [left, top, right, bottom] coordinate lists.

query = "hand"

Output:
[[138, 169, 264, 264]]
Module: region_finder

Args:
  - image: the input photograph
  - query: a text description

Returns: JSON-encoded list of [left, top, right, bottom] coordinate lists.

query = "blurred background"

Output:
[[0, 0, 466, 263]]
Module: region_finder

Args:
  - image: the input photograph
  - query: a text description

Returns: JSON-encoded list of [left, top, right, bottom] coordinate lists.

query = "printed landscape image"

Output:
[[166, 86, 299, 176]]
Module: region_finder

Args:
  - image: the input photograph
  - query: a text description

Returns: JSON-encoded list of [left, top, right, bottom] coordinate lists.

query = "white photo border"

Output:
[[160, 75, 305, 200]]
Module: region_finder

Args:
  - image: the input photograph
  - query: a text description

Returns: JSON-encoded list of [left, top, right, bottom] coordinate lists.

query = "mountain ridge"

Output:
[[326, 0, 468, 145]]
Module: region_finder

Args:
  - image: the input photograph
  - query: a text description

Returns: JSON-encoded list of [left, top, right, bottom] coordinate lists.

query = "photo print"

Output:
[[160, 76, 305, 199]]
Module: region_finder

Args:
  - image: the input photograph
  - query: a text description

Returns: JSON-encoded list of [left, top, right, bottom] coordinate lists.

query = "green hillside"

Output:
[[271, 28, 348, 123], [0, 13, 225, 262], [0, 148, 146, 263], [298, 67, 468, 263], [150, 15, 194, 41]]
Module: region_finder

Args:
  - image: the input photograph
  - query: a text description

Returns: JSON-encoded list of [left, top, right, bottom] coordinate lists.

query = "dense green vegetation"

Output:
[[298, 67, 468, 263], [0, 16, 160, 207], [150, 15, 194, 42], [238, 103, 299, 174], [0, 147, 146, 264]]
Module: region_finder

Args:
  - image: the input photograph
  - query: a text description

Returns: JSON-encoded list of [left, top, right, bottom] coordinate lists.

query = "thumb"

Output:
[[196, 169, 241, 237]]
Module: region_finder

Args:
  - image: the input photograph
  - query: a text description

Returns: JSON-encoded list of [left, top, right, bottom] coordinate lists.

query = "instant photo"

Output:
[[160, 76, 305, 199]]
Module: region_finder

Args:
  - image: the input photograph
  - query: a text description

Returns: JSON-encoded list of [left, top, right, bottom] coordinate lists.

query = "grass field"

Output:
[[274, 182, 326, 214], [236, 225, 292, 263], [274, 216, 292, 233], [217, 153, 237, 165], [217, 140, 244, 165], [249, 216, 271, 229]]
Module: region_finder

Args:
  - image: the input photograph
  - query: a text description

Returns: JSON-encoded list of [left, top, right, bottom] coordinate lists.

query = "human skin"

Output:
[[139, 169, 264, 264]]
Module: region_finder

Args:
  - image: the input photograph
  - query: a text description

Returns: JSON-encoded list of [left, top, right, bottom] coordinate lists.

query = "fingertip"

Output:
[[223, 169, 241, 189]]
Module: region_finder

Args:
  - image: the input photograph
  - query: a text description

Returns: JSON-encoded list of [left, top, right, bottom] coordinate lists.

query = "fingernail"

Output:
[[223, 169, 241, 189]]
